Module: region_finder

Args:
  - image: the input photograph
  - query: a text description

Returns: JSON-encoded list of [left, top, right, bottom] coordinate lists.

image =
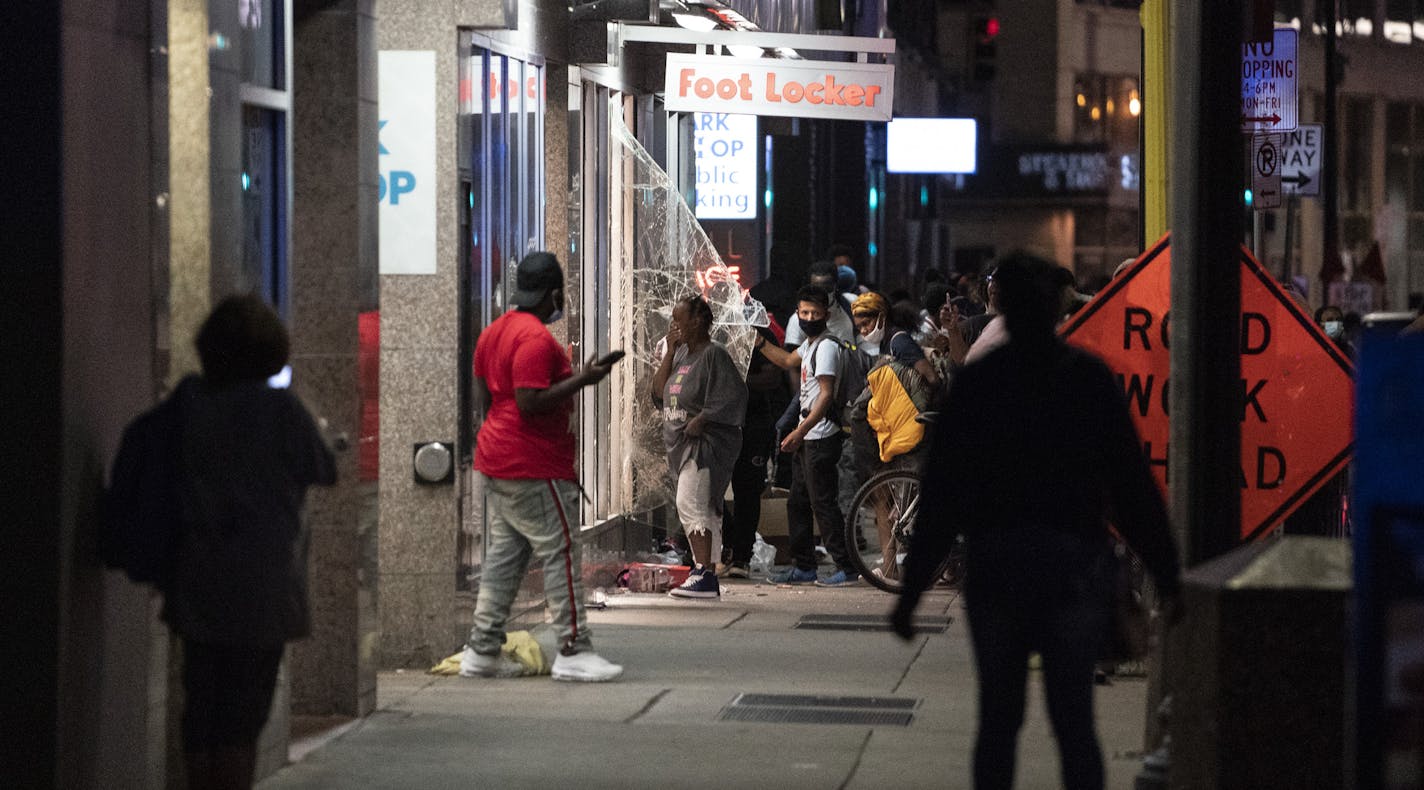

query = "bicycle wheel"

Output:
[[845, 469, 921, 592]]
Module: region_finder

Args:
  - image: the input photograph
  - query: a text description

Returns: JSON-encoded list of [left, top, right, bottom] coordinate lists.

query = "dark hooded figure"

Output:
[[892, 253, 1181, 790], [167, 294, 337, 790]]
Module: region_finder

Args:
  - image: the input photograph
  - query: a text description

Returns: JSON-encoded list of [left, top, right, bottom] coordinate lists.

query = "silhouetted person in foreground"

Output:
[[892, 253, 1181, 790], [169, 295, 336, 789]]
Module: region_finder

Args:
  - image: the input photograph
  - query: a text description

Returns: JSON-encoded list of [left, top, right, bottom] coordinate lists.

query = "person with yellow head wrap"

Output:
[[847, 297, 943, 582]]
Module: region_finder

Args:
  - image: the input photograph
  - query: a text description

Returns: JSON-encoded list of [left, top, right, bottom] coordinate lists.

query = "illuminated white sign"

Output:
[[694, 113, 757, 220], [1240, 28, 1298, 132], [664, 54, 894, 122], [379, 51, 436, 275], [886, 118, 976, 174], [1018, 151, 1108, 191]]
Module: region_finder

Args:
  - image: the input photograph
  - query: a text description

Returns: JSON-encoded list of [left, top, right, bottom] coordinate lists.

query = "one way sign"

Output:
[[1281, 123, 1322, 197]]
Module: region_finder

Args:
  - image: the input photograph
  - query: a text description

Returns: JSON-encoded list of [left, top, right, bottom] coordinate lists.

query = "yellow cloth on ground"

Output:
[[865, 365, 924, 462], [427, 630, 550, 676]]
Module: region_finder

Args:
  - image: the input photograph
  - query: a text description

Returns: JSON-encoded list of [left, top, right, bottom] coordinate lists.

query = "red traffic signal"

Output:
[[972, 16, 999, 81], [975, 16, 1000, 43]]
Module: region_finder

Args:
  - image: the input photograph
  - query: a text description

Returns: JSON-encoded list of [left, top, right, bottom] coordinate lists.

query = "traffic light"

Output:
[[972, 16, 999, 82]]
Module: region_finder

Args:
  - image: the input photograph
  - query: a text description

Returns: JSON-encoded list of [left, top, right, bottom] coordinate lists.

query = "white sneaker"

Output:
[[551, 651, 624, 683], [459, 647, 525, 678]]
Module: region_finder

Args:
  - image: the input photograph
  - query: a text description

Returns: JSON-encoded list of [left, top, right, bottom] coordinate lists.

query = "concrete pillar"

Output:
[[0, 2, 167, 787], [373, 2, 467, 670], [61, 4, 168, 786], [288, 0, 380, 718], [168, 0, 212, 383], [375, 0, 556, 669]]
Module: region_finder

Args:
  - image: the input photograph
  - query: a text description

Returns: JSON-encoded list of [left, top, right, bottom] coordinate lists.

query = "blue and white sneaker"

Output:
[[815, 569, 861, 587], [767, 566, 818, 585], [669, 566, 720, 599]]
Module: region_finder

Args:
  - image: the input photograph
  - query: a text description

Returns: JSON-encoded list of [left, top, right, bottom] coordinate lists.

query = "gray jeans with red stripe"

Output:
[[467, 477, 594, 657]]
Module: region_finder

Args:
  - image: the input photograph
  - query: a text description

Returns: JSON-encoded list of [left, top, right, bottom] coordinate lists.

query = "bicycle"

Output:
[[844, 466, 965, 593]]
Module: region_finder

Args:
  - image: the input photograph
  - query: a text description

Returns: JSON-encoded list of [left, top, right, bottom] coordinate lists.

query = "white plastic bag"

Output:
[[750, 533, 776, 574]]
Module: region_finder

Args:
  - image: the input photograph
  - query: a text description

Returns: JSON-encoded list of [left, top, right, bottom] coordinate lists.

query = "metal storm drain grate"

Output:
[[793, 613, 951, 633], [717, 693, 920, 727]]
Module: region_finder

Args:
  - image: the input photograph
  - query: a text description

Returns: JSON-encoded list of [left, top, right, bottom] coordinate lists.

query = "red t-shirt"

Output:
[[357, 310, 380, 482], [473, 310, 577, 480]]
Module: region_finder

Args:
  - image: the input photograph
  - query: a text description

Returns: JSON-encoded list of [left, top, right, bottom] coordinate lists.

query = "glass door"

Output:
[[457, 34, 546, 588]]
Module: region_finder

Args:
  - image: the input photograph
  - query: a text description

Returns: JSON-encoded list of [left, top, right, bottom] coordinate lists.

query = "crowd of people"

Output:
[[445, 248, 1368, 769], [120, 250, 1387, 790], [449, 247, 1384, 789], [649, 249, 1187, 787], [707, 248, 1104, 589]]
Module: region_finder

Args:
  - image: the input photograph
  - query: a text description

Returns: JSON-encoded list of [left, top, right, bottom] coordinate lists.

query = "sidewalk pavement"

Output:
[[260, 575, 1153, 789]]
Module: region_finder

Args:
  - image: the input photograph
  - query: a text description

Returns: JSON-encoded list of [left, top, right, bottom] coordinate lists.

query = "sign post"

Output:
[[1061, 235, 1355, 540]]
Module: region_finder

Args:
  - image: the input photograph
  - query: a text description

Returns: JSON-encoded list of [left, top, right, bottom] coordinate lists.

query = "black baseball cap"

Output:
[[509, 252, 564, 308]]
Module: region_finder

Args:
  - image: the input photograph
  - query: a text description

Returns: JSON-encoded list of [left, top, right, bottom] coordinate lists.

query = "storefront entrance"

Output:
[[456, 33, 546, 589]]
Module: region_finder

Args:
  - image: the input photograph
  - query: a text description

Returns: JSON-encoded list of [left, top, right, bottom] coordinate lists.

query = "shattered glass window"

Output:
[[604, 110, 769, 512]]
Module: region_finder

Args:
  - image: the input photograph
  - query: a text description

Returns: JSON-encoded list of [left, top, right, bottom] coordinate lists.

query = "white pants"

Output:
[[675, 459, 723, 565]]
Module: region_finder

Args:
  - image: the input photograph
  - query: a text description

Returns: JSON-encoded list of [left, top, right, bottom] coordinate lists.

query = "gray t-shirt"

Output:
[[661, 343, 748, 478]]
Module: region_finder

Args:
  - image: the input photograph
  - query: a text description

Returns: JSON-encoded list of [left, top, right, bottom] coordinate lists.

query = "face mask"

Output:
[[800, 317, 828, 338], [544, 290, 565, 324], [1323, 320, 1342, 338], [861, 319, 885, 345]]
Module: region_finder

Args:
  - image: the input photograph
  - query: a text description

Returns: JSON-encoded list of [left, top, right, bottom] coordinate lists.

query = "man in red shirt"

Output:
[[460, 252, 624, 682]]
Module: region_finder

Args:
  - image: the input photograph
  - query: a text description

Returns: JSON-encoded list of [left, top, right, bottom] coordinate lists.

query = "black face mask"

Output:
[[800, 317, 828, 337]]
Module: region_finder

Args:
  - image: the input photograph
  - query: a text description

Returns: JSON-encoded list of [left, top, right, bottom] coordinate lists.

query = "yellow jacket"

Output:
[[865, 364, 924, 462]]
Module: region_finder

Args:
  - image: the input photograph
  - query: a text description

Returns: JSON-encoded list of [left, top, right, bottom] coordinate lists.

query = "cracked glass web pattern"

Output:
[[607, 111, 769, 513]]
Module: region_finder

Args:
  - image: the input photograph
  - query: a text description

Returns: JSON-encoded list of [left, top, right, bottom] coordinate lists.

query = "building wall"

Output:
[[0, 2, 168, 787], [62, 3, 166, 784], [6, 1, 388, 784], [169, 0, 212, 383], [1058, 0, 1141, 143], [947, 208, 1075, 268], [1287, 31, 1424, 308], [374, 0, 669, 668], [374, 0, 534, 669], [288, 0, 382, 725], [994, 0, 1060, 144]]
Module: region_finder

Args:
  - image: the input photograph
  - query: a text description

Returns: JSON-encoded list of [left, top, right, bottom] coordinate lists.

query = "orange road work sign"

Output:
[[1060, 234, 1355, 540]]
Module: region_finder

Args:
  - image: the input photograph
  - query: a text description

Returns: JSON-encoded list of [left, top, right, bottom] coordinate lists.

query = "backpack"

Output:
[[807, 335, 872, 430], [852, 332, 935, 419], [100, 394, 185, 591]]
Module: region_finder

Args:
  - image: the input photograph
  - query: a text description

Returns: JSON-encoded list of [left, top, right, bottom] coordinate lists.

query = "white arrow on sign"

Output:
[[1280, 123, 1322, 197]]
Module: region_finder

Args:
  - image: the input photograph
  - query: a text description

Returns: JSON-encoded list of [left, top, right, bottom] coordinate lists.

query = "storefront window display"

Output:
[[570, 77, 767, 529], [457, 34, 546, 588]]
